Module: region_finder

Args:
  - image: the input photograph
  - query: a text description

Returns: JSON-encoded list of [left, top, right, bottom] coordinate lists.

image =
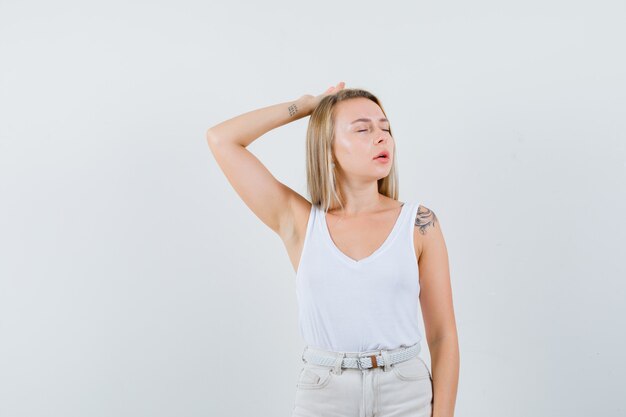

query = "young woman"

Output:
[[206, 82, 459, 417]]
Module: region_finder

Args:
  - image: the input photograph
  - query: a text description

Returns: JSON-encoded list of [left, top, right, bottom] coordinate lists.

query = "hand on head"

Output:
[[299, 81, 346, 115]]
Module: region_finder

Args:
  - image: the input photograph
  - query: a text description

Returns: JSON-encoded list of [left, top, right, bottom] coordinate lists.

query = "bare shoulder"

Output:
[[412, 204, 443, 260], [414, 204, 439, 235]]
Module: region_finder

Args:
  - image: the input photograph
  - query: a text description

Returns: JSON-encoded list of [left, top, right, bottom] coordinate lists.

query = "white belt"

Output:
[[302, 343, 420, 370]]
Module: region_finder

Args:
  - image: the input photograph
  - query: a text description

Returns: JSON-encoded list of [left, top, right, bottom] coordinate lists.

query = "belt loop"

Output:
[[301, 346, 309, 364], [333, 352, 345, 375], [380, 349, 391, 372]]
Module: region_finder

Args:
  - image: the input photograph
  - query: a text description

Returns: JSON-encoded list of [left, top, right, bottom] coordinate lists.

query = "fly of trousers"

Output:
[[292, 342, 433, 417]]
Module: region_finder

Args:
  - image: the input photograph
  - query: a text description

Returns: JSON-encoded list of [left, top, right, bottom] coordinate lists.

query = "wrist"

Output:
[[294, 95, 315, 117]]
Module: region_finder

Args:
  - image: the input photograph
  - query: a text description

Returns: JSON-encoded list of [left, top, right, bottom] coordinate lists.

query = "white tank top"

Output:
[[295, 201, 424, 353]]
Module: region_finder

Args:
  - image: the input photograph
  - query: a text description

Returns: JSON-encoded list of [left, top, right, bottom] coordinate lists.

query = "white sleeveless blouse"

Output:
[[295, 201, 424, 353]]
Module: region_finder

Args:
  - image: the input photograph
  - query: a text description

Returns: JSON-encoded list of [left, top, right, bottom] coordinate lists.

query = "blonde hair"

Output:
[[305, 88, 400, 213]]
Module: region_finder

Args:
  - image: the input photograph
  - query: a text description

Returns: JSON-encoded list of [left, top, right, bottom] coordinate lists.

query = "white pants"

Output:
[[292, 343, 433, 417]]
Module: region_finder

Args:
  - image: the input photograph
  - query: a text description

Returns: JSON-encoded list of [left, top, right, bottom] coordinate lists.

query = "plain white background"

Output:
[[1, 0, 625, 416]]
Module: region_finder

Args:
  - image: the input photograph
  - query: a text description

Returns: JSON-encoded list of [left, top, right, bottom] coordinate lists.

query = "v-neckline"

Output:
[[320, 202, 407, 266]]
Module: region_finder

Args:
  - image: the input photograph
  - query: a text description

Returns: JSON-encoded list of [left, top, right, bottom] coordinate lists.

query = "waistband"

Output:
[[301, 342, 421, 374]]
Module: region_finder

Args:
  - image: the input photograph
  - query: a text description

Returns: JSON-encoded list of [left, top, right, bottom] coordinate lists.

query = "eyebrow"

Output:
[[350, 117, 389, 125]]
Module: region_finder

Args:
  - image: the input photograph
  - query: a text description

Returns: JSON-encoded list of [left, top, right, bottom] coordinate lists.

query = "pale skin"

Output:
[[206, 82, 459, 417]]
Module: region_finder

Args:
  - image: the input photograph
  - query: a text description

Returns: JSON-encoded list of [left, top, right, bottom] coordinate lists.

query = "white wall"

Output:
[[1, 0, 624, 416]]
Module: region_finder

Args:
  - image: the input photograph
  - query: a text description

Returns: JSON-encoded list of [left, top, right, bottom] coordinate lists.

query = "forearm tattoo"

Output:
[[288, 103, 298, 117], [414, 205, 438, 235]]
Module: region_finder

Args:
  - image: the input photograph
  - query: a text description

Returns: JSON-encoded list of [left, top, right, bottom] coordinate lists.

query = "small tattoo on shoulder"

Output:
[[414, 205, 438, 235], [288, 103, 298, 117]]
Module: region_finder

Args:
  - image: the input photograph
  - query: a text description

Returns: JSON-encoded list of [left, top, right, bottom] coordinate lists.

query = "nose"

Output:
[[376, 132, 389, 143]]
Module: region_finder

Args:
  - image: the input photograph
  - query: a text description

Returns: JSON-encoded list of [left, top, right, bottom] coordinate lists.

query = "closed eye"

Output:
[[358, 129, 391, 132]]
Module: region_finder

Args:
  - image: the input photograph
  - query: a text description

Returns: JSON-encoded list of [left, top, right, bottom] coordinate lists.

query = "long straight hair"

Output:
[[305, 88, 400, 213]]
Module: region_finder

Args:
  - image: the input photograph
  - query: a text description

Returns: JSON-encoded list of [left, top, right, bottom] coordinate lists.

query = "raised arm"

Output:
[[205, 83, 344, 238]]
